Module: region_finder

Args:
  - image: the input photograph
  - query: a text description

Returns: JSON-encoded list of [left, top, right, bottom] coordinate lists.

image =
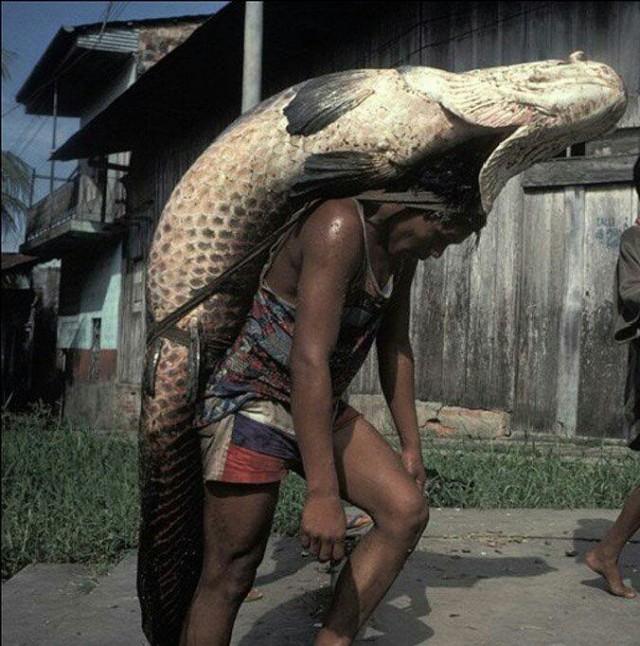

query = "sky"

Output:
[[1, 1, 228, 250]]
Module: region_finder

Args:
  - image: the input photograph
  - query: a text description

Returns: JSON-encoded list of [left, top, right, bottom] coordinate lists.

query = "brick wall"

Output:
[[137, 22, 204, 76]]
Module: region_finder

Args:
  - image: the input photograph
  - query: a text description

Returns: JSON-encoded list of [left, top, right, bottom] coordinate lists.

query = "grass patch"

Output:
[[273, 438, 639, 535], [1, 407, 139, 580], [420, 438, 639, 509], [3, 409, 638, 577]]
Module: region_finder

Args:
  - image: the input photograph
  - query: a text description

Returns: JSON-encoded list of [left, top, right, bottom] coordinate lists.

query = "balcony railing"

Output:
[[26, 176, 80, 243], [26, 163, 126, 232], [23, 165, 126, 257]]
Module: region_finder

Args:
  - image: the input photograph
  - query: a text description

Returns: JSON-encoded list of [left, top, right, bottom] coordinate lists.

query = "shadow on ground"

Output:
[[243, 539, 555, 645]]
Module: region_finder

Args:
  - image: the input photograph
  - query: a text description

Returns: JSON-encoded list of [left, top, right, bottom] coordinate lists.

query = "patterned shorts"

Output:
[[198, 399, 361, 484]]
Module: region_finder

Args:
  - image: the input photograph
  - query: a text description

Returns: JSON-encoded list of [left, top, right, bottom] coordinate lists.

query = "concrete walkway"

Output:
[[2, 509, 639, 645]]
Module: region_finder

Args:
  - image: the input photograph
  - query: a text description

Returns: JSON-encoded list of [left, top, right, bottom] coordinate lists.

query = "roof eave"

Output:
[[16, 26, 77, 107]]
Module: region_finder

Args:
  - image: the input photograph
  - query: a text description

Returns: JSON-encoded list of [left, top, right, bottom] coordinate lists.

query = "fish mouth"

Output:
[[420, 54, 628, 214]]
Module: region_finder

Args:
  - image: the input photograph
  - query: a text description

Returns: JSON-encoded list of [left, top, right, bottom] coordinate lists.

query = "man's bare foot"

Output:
[[586, 545, 637, 598]]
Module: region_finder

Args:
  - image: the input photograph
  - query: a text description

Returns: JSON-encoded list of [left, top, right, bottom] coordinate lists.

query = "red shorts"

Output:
[[198, 399, 360, 484]]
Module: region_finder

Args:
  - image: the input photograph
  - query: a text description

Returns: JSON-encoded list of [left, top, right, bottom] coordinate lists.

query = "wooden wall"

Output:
[[120, 1, 639, 438], [341, 1, 640, 438]]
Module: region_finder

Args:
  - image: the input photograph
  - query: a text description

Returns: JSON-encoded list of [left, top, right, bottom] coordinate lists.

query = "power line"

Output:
[[7, 113, 42, 153], [391, 2, 554, 67], [16, 117, 49, 158], [110, 2, 131, 22]]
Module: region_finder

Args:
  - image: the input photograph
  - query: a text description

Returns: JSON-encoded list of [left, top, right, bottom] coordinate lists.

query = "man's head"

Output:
[[382, 206, 476, 260]]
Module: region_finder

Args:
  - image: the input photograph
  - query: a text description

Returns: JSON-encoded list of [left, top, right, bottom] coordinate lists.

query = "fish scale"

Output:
[[138, 57, 626, 645]]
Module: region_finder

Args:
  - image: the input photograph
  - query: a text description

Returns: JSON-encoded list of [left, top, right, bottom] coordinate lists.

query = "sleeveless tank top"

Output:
[[199, 200, 394, 424]]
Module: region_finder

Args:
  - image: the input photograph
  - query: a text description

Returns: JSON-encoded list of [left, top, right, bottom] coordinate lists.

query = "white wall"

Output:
[[57, 241, 123, 351]]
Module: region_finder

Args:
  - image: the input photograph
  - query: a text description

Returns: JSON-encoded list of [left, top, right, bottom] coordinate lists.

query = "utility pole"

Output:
[[50, 82, 59, 199], [241, 1, 263, 113]]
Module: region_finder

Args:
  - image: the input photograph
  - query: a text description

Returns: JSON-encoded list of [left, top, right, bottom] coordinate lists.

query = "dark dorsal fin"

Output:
[[289, 151, 401, 201], [284, 70, 375, 137]]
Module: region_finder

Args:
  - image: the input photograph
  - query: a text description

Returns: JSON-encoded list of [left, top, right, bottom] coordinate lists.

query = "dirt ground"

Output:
[[2, 508, 639, 645]]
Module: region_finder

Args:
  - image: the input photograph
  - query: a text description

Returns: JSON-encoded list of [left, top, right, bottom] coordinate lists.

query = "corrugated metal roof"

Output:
[[66, 13, 215, 34], [76, 29, 139, 54], [53, 4, 244, 159]]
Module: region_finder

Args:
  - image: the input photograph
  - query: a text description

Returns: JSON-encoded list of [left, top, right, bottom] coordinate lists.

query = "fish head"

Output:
[[402, 52, 628, 214], [505, 51, 627, 130]]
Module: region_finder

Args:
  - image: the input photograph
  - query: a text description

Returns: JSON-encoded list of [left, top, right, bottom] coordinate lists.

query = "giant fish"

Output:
[[138, 51, 627, 645]]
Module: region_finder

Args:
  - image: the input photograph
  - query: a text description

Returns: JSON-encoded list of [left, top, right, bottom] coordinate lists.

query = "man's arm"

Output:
[[376, 259, 426, 491], [289, 200, 364, 563], [618, 227, 640, 318]]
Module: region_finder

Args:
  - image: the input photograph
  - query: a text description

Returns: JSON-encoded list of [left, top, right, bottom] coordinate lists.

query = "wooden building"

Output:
[[18, 14, 210, 427], [36, 1, 640, 438]]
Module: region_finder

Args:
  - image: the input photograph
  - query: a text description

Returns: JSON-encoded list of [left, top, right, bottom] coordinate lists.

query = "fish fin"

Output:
[[284, 71, 375, 136], [290, 151, 401, 201]]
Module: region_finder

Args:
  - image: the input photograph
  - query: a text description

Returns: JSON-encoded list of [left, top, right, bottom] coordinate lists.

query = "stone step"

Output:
[[2, 556, 145, 646]]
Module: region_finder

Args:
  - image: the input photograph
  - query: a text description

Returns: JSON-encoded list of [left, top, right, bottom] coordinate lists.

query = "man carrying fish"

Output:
[[181, 197, 479, 644], [139, 52, 628, 645]]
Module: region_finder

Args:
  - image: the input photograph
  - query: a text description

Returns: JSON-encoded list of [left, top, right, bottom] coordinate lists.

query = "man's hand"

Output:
[[401, 448, 427, 492], [300, 492, 347, 563]]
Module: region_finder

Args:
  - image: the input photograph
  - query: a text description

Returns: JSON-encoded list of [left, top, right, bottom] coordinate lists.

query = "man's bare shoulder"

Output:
[[299, 199, 364, 262]]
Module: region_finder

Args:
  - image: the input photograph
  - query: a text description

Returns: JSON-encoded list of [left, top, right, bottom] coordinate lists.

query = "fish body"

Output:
[[139, 54, 627, 645], [147, 69, 478, 345]]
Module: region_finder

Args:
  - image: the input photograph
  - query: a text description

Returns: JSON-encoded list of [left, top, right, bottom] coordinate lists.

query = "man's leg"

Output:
[[586, 484, 640, 598], [181, 480, 280, 645], [316, 416, 429, 645]]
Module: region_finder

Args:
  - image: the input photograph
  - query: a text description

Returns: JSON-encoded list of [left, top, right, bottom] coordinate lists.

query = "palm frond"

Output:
[[2, 202, 21, 234], [1, 48, 17, 81], [2, 151, 32, 197], [2, 151, 33, 232]]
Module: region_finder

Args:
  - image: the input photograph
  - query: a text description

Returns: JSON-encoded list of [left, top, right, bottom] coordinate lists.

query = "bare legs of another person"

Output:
[[586, 484, 640, 598]]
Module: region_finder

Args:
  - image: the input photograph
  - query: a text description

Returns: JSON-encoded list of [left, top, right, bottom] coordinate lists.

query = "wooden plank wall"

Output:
[[120, 1, 639, 438], [345, 1, 639, 438], [577, 187, 638, 436]]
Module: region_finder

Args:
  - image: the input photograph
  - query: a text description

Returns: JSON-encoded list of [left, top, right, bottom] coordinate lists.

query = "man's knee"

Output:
[[405, 495, 430, 537], [381, 490, 429, 542], [199, 553, 261, 602]]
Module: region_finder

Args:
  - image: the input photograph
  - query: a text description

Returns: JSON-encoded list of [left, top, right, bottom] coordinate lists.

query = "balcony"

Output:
[[21, 163, 126, 259]]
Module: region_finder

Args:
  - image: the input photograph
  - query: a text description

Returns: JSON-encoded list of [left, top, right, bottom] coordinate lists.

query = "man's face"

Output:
[[413, 216, 474, 260]]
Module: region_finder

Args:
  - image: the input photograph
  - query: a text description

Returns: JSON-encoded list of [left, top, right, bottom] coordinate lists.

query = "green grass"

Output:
[[2, 409, 638, 578], [1, 407, 139, 580]]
